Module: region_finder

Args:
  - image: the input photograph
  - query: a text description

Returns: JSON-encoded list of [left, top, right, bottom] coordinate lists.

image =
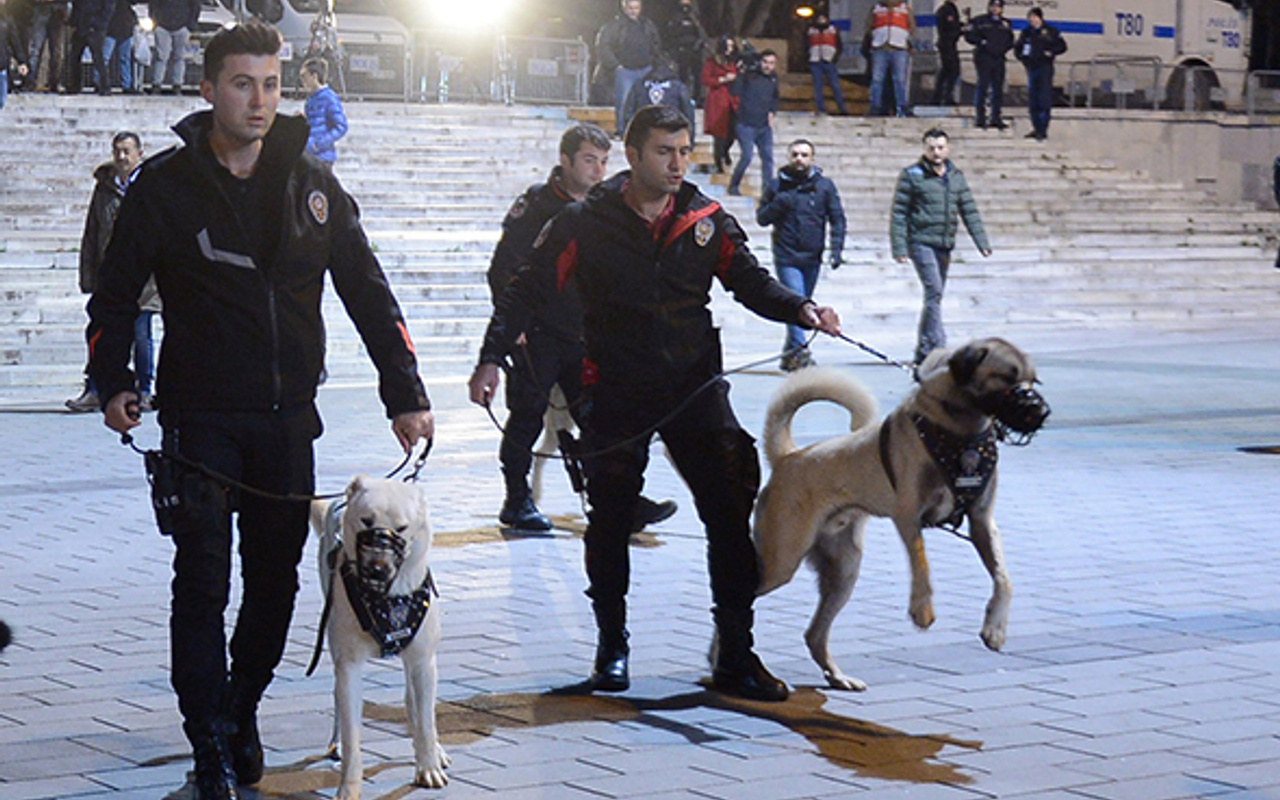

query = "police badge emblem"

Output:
[[307, 190, 329, 225], [694, 217, 714, 247], [508, 194, 528, 219]]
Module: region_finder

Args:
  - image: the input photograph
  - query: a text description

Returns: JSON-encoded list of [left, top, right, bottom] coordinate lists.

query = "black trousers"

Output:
[[159, 405, 320, 744], [499, 333, 586, 501], [581, 377, 760, 640], [932, 44, 960, 105], [67, 27, 108, 94]]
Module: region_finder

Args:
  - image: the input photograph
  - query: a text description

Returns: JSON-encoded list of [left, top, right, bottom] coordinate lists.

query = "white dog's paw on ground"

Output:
[[414, 747, 451, 788]]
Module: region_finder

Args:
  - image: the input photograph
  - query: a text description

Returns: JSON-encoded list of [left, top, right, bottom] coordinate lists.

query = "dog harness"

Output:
[[340, 556, 437, 658], [879, 415, 999, 530]]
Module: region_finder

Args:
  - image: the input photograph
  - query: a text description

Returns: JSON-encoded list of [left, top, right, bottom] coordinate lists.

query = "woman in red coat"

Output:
[[701, 34, 740, 174]]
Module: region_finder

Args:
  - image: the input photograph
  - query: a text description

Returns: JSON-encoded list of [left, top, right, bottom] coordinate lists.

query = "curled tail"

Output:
[[762, 367, 880, 467]]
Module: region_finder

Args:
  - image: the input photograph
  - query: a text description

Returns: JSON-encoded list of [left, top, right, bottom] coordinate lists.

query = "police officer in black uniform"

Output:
[[88, 22, 431, 800], [487, 122, 676, 532], [470, 106, 841, 702]]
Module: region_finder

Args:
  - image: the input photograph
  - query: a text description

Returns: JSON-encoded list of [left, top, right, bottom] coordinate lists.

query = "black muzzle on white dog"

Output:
[[353, 526, 407, 595]]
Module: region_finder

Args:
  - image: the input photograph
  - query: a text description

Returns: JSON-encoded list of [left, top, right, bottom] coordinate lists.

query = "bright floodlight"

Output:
[[424, 0, 518, 29]]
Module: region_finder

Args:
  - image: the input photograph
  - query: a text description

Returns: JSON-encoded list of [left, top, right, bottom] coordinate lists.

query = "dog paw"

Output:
[[825, 670, 868, 692], [414, 766, 449, 789], [980, 623, 1006, 651], [909, 601, 936, 630]]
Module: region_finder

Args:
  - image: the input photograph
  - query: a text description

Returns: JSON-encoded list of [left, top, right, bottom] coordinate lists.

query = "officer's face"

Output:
[[201, 53, 282, 149], [622, 0, 641, 20], [560, 143, 609, 197], [788, 143, 814, 172], [626, 127, 691, 197]]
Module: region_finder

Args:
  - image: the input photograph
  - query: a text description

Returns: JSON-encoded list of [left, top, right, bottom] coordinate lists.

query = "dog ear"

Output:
[[948, 344, 989, 386], [347, 475, 369, 500]]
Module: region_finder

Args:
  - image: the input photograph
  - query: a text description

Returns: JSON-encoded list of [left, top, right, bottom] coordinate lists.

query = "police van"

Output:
[[828, 0, 1252, 109]]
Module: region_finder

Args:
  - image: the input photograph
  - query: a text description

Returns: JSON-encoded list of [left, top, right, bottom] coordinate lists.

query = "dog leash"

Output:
[[118, 432, 433, 504], [835, 332, 917, 375]]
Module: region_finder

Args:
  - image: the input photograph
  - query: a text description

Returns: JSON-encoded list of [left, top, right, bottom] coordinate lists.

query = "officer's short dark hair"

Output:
[[624, 105, 691, 152], [922, 127, 949, 142], [1028, 7, 1043, 20], [204, 21, 283, 83], [112, 131, 141, 150], [560, 123, 611, 160], [302, 57, 329, 85]]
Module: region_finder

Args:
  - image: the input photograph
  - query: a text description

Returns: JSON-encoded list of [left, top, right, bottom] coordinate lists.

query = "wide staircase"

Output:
[[1, 94, 1276, 405]]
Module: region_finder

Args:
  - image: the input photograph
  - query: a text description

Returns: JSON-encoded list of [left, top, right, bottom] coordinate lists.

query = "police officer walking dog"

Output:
[[486, 122, 676, 532], [88, 22, 432, 800], [470, 106, 842, 702]]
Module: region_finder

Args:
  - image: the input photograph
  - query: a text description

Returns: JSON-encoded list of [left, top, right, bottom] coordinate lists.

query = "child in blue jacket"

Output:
[[302, 57, 348, 165]]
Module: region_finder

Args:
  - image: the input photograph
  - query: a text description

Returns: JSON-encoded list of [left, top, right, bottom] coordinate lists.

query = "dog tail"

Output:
[[763, 367, 879, 467]]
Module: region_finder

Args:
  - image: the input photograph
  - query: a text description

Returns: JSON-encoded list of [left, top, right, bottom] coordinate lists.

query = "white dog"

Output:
[[312, 477, 449, 798]]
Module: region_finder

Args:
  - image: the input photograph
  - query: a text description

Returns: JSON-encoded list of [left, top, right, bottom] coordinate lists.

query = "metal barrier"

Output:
[[1067, 56, 1162, 109], [495, 36, 589, 106]]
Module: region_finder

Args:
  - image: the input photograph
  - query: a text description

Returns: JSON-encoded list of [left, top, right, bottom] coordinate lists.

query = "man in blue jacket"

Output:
[[757, 138, 846, 371], [88, 22, 432, 800], [728, 48, 778, 196], [301, 57, 348, 165], [1015, 7, 1067, 141]]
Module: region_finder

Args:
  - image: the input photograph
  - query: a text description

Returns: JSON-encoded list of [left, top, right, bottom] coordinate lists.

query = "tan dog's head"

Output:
[[919, 338, 1050, 443], [343, 476, 433, 595]]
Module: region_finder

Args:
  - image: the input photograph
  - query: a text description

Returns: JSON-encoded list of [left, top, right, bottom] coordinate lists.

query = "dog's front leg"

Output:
[[892, 515, 935, 630], [404, 633, 449, 788], [334, 659, 365, 800], [968, 503, 1011, 651]]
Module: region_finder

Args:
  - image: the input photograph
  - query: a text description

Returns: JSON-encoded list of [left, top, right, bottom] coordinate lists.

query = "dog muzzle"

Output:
[[980, 385, 1051, 445], [353, 527, 407, 596]]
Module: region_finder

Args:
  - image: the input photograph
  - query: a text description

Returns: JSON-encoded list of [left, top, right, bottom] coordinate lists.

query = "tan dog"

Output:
[[753, 338, 1049, 691], [312, 477, 450, 798]]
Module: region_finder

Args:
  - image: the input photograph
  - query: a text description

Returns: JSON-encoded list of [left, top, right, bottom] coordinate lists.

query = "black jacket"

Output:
[[1015, 23, 1067, 69], [148, 0, 199, 32], [80, 162, 127, 294], [935, 1, 962, 50], [72, 0, 113, 32], [595, 13, 662, 72], [757, 166, 846, 267], [87, 111, 429, 416], [731, 68, 778, 127], [622, 63, 697, 132], [965, 12, 1014, 64], [107, 0, 138, 41], [480, 172, 809, 389], [486, 166, 582, 346]]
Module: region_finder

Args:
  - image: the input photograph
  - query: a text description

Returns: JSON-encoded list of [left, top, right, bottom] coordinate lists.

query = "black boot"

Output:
[[590, 628, 630, 692], [712, 612, 789, 702], [499, 495, 553, 531], [192, 729, 240, 800], [225, 681, 263, 785], [631, 496, 678, 531]]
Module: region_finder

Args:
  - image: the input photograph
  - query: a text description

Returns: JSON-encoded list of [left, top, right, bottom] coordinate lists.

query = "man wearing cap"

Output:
[[964, 0, 1014, 130]]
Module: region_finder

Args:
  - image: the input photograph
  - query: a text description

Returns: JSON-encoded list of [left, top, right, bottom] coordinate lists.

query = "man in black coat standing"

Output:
[[67, 0, 113, 94], [930, 0, 962, 106], [964, 0, 1014, 129], [1015, 6, 1067, 141]]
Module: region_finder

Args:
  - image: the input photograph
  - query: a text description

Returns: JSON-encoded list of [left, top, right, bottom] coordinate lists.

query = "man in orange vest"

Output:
[[806, 13, 847, 115], [865, 0, 916, 116]]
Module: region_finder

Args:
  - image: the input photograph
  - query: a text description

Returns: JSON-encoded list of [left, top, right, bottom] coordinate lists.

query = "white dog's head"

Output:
[[342, 476, 433, 596]]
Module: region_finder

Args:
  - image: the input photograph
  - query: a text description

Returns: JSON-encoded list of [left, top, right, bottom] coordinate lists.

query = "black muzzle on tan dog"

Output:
[[980, 385, 1051, 445]]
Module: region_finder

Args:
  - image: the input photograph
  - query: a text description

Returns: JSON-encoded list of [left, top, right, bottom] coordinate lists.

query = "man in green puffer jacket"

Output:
[[890, 127, 992, 364]]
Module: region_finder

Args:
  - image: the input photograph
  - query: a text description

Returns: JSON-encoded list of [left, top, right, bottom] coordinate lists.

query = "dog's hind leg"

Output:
[[967, 503, 1011, 651], [804, 514, 869, 691]]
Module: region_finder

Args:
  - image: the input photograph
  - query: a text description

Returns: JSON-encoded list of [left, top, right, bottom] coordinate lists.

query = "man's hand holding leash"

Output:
[[393, 410, 435, 454], [801, 303, 842, 337], [468, 362, 501, 408], [104, 391, 142, 435]]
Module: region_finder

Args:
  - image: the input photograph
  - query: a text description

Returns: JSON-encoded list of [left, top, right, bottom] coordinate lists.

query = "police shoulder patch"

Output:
[[508, 193, 529, 220], [694, 216, 715, 247], [308, 190, 329, 225]]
